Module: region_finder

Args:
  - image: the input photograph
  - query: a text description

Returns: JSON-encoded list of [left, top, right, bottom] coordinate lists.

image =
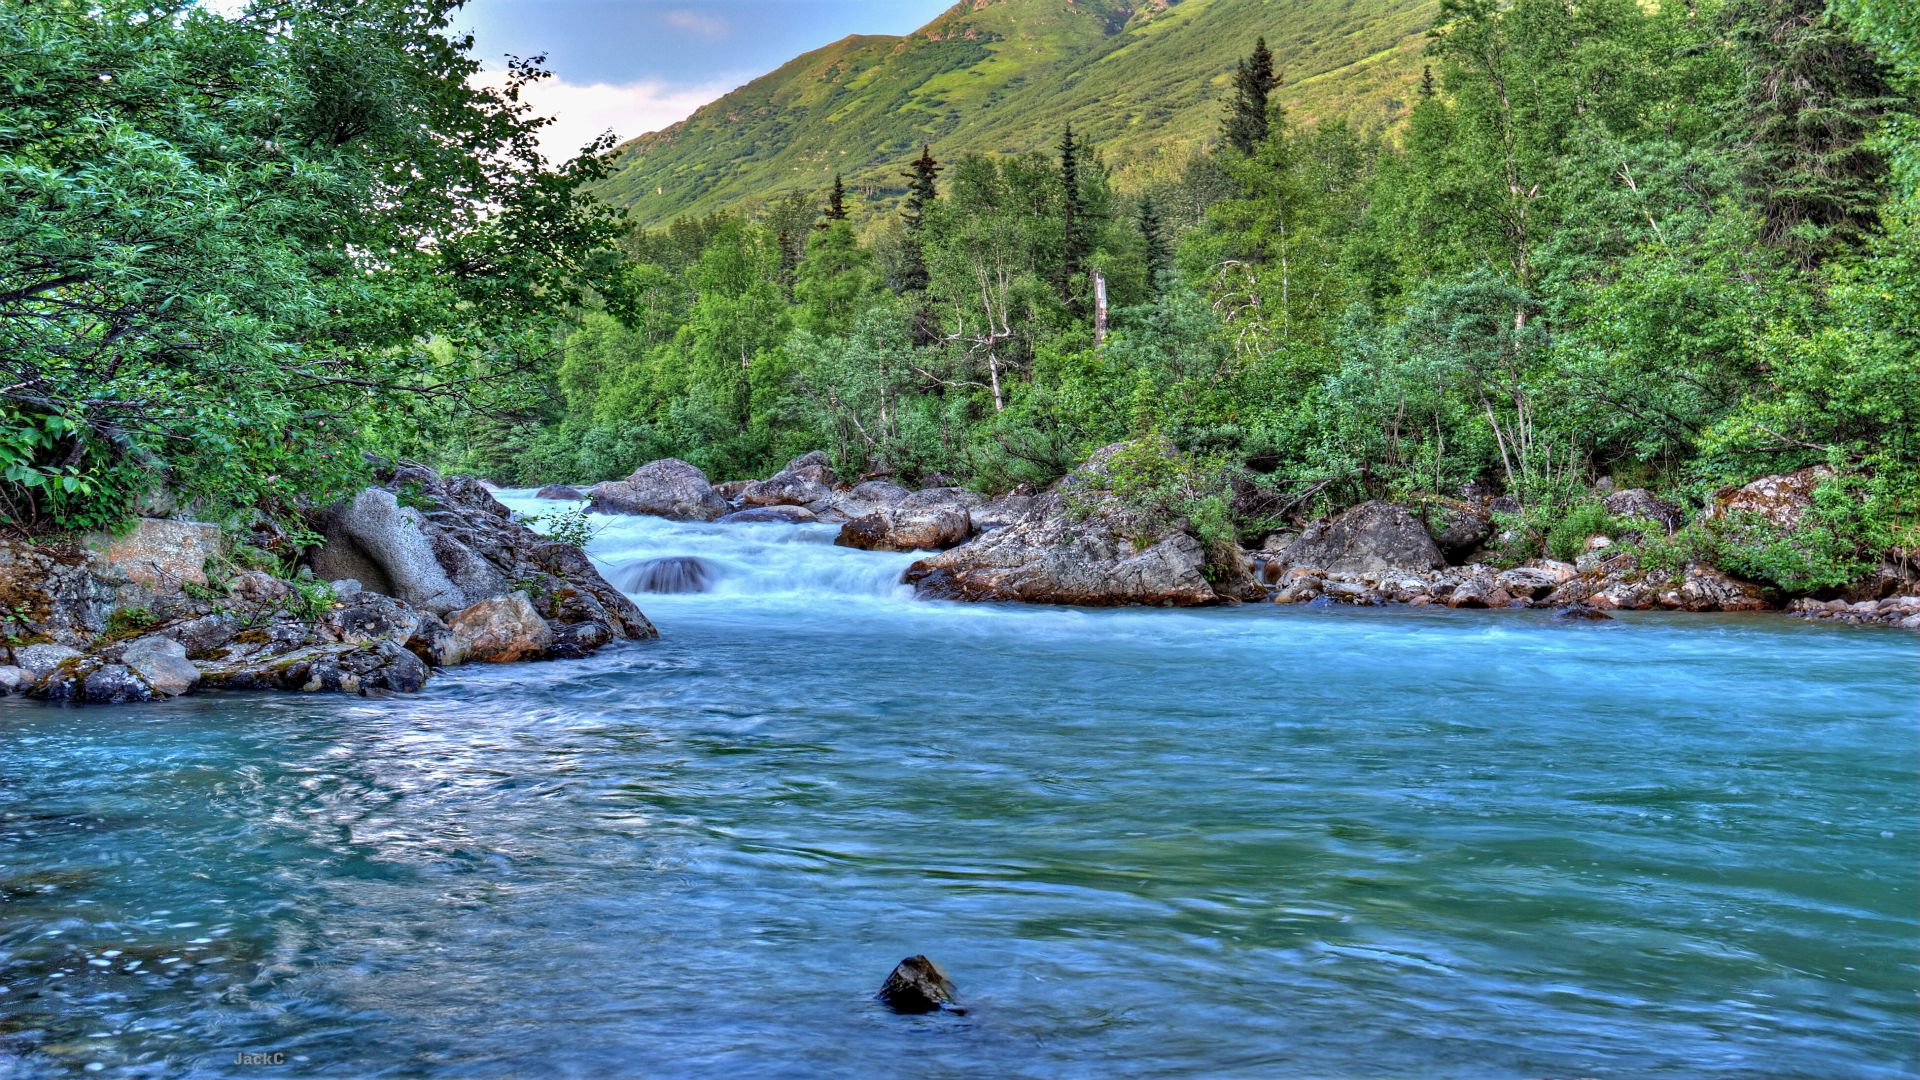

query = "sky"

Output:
[[455, 1, 956, 160]]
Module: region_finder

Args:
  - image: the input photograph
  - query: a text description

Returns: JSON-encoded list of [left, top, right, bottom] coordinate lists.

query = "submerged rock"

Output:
[[619, 556, 714, 594], [535, 484, 585, 501], [1554, 602, 1613, 622], [718, 506, 817, 524], [588, 458, 730, 522], [878, 955, 959, 1015]]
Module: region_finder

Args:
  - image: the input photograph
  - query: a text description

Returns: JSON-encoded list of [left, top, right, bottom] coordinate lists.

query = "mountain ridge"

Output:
[[594, 0, 1438, 225]]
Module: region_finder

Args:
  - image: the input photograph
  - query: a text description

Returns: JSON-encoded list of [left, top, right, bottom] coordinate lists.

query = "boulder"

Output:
[[1445, 573, 1513, 609], [321, 487, 473, 613], [80, 663, 152, 704], [1603, 488, 1684, 532], [535, 484, 584, 501], [1495, 567, 1561, 601], [1709, 466, 1832, 529], [877, 956, 958, 1015], [315, 463, 655, 650], [905, 496, 1221, 606], [1554, 602, 1613, 622], [588, 458, 729, 521], [198, 640, 429, 695], [405, 612, 469, 668], [1280, 502, 1446, 575], [318, 592, 422, 647], [811, 480, 911, 523], [972, 493, 1038, 532], [116, 636, 199, 698], [739, 451, 838, 508], [717, 505, 818, 524], [1678, 564, 1770, 612], [13, 643, 82, 683], [836, 491, 974, 552], [447, 592, 554, 663], [905, 444, 1264, 607], [88, 518, 222, 591], [1419, 501, 1492, 563]]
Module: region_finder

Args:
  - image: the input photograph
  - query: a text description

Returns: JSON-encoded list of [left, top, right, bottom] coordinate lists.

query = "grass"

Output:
[[592, 0, 1437, 227]]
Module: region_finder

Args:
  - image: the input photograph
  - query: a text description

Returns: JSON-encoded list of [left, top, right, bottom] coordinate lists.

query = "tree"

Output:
[[823, 173, 850, 223], [1224, 37, 1278, 154], [766, 191, 817, 302], [898, 145, 943, 292], [1059, 124, 1092, 308], [0, 0, 626, 531], [1728, 0, 1903, 267], [1420, 64, 1437, 99], [1138, 196, 1173, 297]]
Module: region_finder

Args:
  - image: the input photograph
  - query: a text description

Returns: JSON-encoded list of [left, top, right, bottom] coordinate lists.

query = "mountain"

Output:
[[593, 0, 1438, 226]]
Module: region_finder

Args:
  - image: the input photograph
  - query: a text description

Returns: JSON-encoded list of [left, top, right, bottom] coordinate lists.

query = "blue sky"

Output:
[[454, 0, 955, 158]]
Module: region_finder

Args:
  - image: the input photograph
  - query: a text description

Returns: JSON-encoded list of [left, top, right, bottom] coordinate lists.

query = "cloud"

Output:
[[661, 9, 729, 39], [475, 67, 736, 163]]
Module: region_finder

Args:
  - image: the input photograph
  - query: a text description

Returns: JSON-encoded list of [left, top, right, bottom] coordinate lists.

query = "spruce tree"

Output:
[[1059, 123, 1092, 305], [1729, 0, 1902, 266], [899, 145, 942, 292], [1224, 36, 1278, 154], [822, 173, 849, 224], [1419, 64, 1436, 99], [1138, 195, 1172, 298]]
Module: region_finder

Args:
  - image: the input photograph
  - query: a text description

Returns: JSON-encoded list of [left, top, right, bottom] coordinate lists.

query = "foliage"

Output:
[[284, 578, 338, 623], [1, 0, 626, 533], [591, 0, 1435, 226], [526, 507, 600, 549]]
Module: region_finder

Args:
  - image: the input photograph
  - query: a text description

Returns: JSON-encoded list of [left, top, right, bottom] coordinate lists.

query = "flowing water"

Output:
[[3, 491, 1917, 1078]]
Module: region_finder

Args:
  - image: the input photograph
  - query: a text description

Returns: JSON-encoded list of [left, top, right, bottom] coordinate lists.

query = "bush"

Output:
[[1545, 500, 1615, 562]]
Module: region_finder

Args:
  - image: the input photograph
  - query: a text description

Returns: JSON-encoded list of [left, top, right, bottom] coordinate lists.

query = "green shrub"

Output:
[[1545, 500, 1616, 562]]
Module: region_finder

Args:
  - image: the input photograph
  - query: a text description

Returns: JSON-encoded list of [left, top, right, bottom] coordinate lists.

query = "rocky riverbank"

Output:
[[579, 448, 1917, 627], [0, 465, 651, 704]]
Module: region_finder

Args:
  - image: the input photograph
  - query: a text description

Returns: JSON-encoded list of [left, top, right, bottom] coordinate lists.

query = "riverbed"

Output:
[[3, 492, 1916, 1077]]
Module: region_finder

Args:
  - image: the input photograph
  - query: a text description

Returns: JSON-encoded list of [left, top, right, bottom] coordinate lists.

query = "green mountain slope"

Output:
[[595, 0, 1437, 225]]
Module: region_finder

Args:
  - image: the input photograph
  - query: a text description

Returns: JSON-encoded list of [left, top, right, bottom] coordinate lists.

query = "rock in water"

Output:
[[878, 955, 958, 1015], [619, 556, 713, 594], [588, 458, 730, 521], [738, 451, 838, 508], [1554, 602, 1613, 622], [535, 484, 584, 501], [447, 592, 555, 663]]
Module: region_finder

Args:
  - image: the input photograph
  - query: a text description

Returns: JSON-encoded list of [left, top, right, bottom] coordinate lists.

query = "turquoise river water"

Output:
[[2, 491, 1917, 1078]]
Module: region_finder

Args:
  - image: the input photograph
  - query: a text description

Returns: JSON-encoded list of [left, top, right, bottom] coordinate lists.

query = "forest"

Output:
[[4, 0, 1917, 594]]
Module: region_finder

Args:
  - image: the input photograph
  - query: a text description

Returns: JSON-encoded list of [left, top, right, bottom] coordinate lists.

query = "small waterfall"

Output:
[[618, 556, 713, 594], [496, 489, 923, 604]]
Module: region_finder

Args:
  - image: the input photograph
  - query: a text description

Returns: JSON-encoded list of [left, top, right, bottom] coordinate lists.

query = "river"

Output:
[[2, 490, 1916, 1078]]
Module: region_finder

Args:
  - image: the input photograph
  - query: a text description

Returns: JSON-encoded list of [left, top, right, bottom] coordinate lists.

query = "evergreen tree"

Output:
[[822, 173, 849, 224], [1419, 64, 1436, 99], [1729, 0, 1903, 266], [1059, 123, 1092, 307], [899, 145, 942, 292], [1224, 36, 1278, 154], [1139, 195, 1172, 298]]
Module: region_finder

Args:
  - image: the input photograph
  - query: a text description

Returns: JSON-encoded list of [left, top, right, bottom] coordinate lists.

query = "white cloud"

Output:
[[662, 9, 730, 39], [476, 67, 736, 164]]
